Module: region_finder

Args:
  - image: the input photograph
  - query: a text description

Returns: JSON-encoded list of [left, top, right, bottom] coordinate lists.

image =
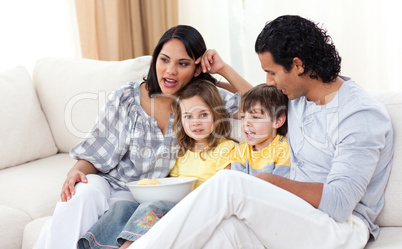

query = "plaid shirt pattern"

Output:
[[70, 82, 240, 190]]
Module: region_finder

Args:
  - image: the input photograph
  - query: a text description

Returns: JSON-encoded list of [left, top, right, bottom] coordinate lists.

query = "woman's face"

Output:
[[156, 39, 200, 96]]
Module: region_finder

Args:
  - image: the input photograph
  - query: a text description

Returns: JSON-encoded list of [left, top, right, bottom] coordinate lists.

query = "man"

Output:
[[129, 15, 393, 249]]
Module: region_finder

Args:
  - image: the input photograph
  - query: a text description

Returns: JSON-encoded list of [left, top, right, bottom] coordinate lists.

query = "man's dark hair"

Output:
[[255, 15, 341, 83]]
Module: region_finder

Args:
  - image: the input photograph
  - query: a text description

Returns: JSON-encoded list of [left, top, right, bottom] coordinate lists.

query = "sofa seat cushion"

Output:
[[22, 216, 52, 249], [371, 92, 402, 227], [0, 205, 31, 249], [0, 153, 74, 220], [33, 56, 151, 153], [365, 227, 402, 249], [0, 66, 57, 170]]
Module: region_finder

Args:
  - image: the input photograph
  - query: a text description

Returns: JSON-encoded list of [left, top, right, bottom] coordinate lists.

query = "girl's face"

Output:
[[240, 104, 277, 151], [156, 39, 201, 96], [180, 95, 214, 150]]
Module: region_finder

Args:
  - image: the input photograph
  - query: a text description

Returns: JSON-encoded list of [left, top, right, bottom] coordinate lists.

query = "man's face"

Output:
[[258, 51, 305, 100]]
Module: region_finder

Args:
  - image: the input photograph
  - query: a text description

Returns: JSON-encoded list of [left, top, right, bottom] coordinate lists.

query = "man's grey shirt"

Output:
[[288, 77, 394, 239]]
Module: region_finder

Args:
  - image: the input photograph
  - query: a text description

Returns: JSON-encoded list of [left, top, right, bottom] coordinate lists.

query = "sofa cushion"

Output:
[[372, 92, 402, 226], [0, 205, 31, 249], [0, 66, 57, 170], [33, 56, 152, 153], [22, 216, 52, 249], [365, 227, 402, 249], [0, 153, 74, 220]]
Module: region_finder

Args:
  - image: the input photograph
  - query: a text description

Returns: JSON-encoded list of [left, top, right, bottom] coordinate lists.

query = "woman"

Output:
[[34, 25, 251, 249]]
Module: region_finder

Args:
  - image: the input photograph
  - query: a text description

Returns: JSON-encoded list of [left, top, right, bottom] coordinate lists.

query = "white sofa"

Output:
[[0, 56, 401, 249]]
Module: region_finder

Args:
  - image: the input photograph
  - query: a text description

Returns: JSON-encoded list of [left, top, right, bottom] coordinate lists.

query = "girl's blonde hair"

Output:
[[172, 79, 232, 158]]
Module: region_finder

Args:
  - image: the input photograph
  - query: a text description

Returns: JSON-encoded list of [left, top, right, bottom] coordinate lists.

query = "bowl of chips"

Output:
[[126, 177, 198, 203]]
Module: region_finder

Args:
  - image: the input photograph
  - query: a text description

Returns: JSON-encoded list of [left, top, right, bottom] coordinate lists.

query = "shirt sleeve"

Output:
[[169, 160, 179, 177], [218, 88, 240, 116], [273, 137, 291, 177], [69, 83, 135, 172], [275, 137, 291, 167], [215, 140, 237, 171], [318, 105, 393, 222], [231, 162, 248, 173]]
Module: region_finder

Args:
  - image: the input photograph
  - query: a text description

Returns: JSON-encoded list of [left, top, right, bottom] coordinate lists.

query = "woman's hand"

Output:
[[197, 49, 253, 96], [198, 49, 227, 75], [60, 169, 87, 202], [60, 159, 97, 202]]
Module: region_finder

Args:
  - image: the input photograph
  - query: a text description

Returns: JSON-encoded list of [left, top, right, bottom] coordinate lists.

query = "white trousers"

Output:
[[33, 174, 134, 249], [129, 170, 369, 249]]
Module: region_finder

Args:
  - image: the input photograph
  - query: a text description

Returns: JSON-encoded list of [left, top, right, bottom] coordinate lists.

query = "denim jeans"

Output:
[[77, 200, 176, 249]]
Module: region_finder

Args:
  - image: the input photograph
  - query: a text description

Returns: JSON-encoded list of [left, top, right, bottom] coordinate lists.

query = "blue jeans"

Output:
[[77, 200, 176, 249]]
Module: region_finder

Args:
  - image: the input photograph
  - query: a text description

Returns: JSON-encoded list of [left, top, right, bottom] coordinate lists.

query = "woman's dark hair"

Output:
[[172, 79, 232, 158], [145, 25, 217, 97], [255, 15, 341, 83], [241, 84, 288, 136]]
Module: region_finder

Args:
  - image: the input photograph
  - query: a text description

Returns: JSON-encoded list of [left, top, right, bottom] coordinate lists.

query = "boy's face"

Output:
[[240, 104, 277, 151]]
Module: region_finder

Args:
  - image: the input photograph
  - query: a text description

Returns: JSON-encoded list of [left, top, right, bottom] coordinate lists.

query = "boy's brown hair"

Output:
[[240, 84, 288, 136]]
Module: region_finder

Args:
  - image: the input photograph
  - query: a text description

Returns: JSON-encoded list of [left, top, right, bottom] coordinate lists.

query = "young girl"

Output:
[[77, 79, 236, 249], [231, 84, 291, 177], [34, 25, 250, 249]]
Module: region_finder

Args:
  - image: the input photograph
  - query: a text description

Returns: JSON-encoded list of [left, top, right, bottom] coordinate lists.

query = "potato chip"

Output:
[[137, 177, 162, 185]]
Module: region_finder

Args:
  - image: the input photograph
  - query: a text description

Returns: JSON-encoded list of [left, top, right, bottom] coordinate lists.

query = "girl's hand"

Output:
[[198, 49, 227, 74], [60, 169, 88, 202]]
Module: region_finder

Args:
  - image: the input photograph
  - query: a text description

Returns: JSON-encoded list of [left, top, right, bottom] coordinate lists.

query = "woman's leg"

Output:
[[34, 174, 113, 249], [78, 200, 140, 249], [129, 170, 369, 249]]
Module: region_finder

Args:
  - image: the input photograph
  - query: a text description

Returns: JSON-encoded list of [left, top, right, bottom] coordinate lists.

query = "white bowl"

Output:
[[126, 177, 198, 203]]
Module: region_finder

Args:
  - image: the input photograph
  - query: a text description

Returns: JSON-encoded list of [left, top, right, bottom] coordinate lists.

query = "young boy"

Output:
[[230, 84, 290, 177]]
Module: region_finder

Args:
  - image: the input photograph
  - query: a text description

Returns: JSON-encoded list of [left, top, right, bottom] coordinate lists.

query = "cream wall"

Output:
[[0, 0, 81, 73], [178, 0, 402, 92]]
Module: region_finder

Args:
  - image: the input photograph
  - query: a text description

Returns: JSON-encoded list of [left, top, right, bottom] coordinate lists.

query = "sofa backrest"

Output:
[[371, 92, 402, 226], [33, 56, 151, 153], [0, 66, 57, 170]]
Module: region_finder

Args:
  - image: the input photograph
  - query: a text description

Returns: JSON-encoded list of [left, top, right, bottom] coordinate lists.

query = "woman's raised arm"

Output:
[[198, 49, 253, 95]]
